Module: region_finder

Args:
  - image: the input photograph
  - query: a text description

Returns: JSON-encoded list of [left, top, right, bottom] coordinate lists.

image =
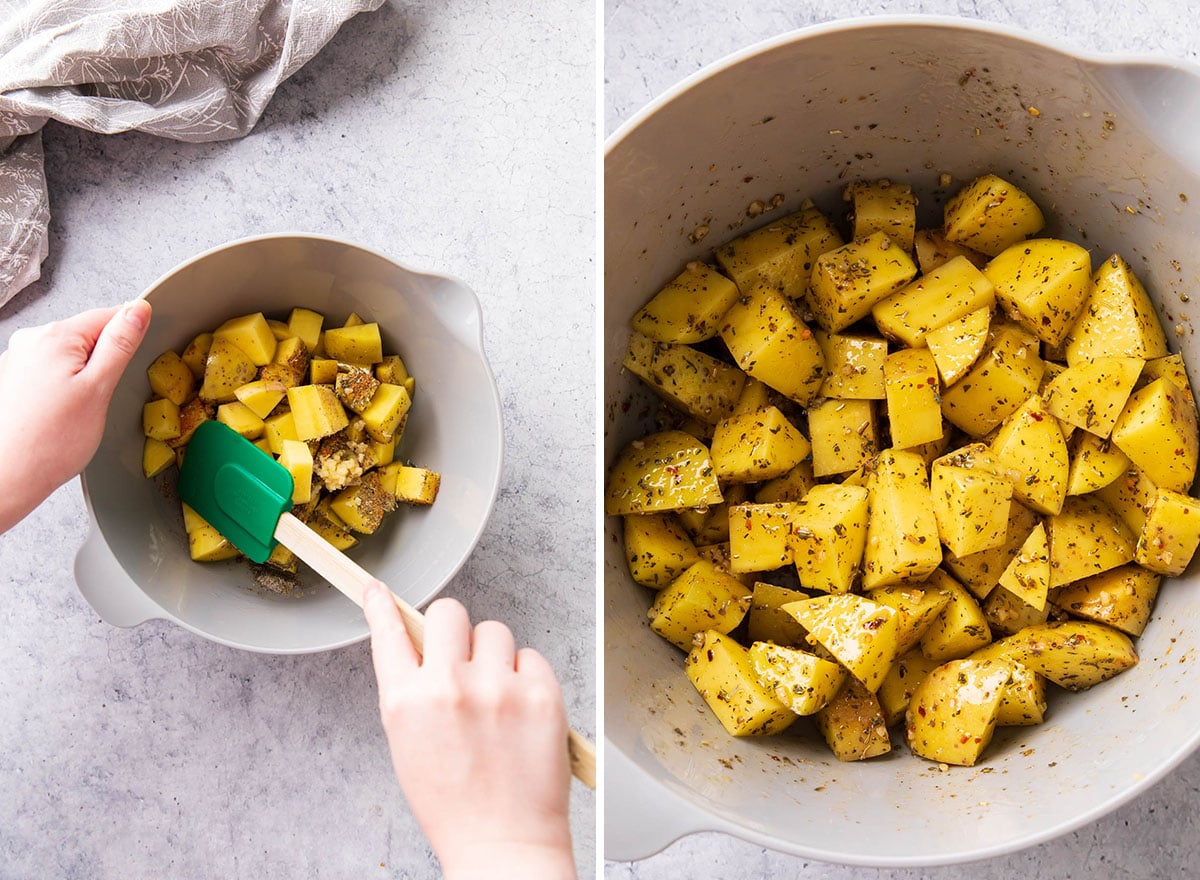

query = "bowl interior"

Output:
[[605, 20, 1200, 865], [83, 235, 502, 653]]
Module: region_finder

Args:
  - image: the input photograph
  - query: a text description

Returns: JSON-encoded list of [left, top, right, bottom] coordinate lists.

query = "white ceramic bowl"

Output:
[[605, 16, 1200, 866], [77, 234, 503, 654]]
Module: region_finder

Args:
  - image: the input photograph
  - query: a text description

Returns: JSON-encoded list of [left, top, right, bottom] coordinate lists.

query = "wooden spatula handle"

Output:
[[274, 512, 596, 789]]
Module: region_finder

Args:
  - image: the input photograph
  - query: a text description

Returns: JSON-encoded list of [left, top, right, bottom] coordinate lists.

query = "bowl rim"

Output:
[[602, 15, 1200, 866], [79, 231, 505, 655]]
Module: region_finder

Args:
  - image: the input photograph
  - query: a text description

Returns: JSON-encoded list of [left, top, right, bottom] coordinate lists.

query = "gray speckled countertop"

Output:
[[605, 0, 1200, 877], [0, 2, 595, 877]]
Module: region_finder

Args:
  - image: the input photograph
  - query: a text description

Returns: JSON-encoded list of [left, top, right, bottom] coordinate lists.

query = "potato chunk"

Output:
[[746, 582, 809, 647], [631, 262, 740, 343], [1054, 564, 1160, 637], [1111, 377, 1199, 493], [905, 657, 1013, 766], [718, 285, 824, 406], [810, 231, 918, 333], [710, 405, 810, 484], [323, 322, 383, 366], [989, 394, 1068, 515], [278, 439, 314, 504], [996, 522, 1049, 612], [384, 465, 441, 505], [728, 502, 799, 573], [883, 348, 943, 449], [360, 382, 411, 443], [930, 445, 1013, 557], [649, 561, 751, 650], [941, 325, 1044, 437], [287, 384, 350, 442], [845, 179, 916, 252], [1065, 431, 1130, 495], [216, 401, 265, 440], [179, 333, 212, 380], [233, 379, 286, 420], [866, 583, 952, 654], [604, 430, 723, 516], [749, 642, 845, 715], [686, 631, 796, 737], [1134, 488, 1200, 576], [924, 306, 990, 387], [286, 308, 325, 353], [862, 449, 942, 589], [142, 437, 175, 478], [984, 239, 1092, 346], [623, 331, 745, 423], [783, 593, 900, 692], [199, 338, 257, 403], [330, 471, 395, 534], [336, 366, 383, 414], [1042, 357, 1143, 439], [1064, 254, 1169, 364], [943, 173, 1044, 256], [213, 312, 277, 366], [1047, 495, 1136, 587], [815, 677, 891, 761], [623, 514, 699, 589], [913, 228, 989, 274], [987, 621, 1137, 691], [142, 398, 181, 441], [878, 647, 942, 726], [788, 483, 869, 593], [871, 256, 995, 348], [808, 398, 877, 477], [713, 202, 843, 301], [147, 350, 195, 406], [814, 331, 887, 399], [919, 570, 992, 661]]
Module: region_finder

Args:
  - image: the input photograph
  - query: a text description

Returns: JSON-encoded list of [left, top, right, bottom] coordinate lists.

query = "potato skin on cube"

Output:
[[388, 465, 441, 505], [1054, 564, 1160, 637], [604, 430, 723, 516], [845, 179, 917, 252], [686, 631, 797, 737], [710, 405, 810, 484], [986, 621, 1137, 691], [199, 338, 258, 403], [809, 231, 918, 333], [718, 285, 824, 406], [631, 262, 740, 343], [943, 173, 1045, 256], [648, 561, 752, 651], [905, 657, 1013, 766], [815, 677, 891, 761]]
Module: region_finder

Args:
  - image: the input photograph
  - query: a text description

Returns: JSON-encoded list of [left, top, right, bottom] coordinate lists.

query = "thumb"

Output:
[[85, 299, 151, 396]]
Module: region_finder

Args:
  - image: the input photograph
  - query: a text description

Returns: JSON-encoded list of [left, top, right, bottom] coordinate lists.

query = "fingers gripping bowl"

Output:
[[78, 234, 503, 654], [605, 18, 1200, 866]]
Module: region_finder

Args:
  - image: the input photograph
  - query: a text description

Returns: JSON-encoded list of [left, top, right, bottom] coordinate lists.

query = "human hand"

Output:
[[0, 300, 151, 533], [363, 581, 575, 880]]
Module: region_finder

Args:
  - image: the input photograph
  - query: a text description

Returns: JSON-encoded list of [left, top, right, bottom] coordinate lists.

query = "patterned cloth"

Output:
[[0, 0, 383, 308]]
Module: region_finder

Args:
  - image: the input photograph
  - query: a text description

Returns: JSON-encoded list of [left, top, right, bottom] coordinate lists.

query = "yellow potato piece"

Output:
[[623, 514, 699, 589], [604, 430, 723, 516], [648, 561, 751, 651], [710, 405, 810, 484], [878, 647, 942, 726], [1111, 377, 1199, 493], [1046, 495, 1136, 588], [814, 331, 887, 399], [718, 285, 824, 406], [808, 398, 878, 478], [146, 350, 195, 406], [1135, 487, 1200, 576], [883, 348, 943, 449], [810, 231, 918, 333], [913, 227, 988, 274], [862, 449, 942, 590], [984, 238, 1092, 346], [1042, 356, 1143, 439], [871, 256, 995, 348], [631, 261, 740, 343], [989, 394, 1068, 515], [906, 657, 1013, 766], [286, 308, 324, 352], [713, 202, 843, 302], [142, 437, 175, 478], [1054, 565, 1160, 637], [943, 173, 1044, 256], [930, 444, 1014, 558], [986, 621, 1137, 691], [783, 593, 900, 692], [919, 570, 992, 662], [179, 333, 212, 381], [323, 322, 383, 366], [749, 641, 846, 716], [1065, 431, 1130, 495], [746, 582, 809, 647], [788, 483, 869, 593], [815, 677, 891, 761], [199, 337, 257, 403], [623, 331, 746, 424], [846, 179, 916, 252], [941, 325, 1044, 437], [686, 631, 797, 737], [728, 502, 800, 573], [216, 401, 265, 440], [924, 306, 990, 386], [287, 384, 349, 442], [142, 398, 181, 441], [866, 583, 952, 655], [996, 522, 1049, 612], [233, 379, 287, 420], [213, 312, 277, 366], [1064, 254, 1169, 364], [278, 439, 314, 504]]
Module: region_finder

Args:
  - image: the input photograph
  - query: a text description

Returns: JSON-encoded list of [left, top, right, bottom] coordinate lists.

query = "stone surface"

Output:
[[604, 0, 1198, 877], [0, 2, 595, 877]]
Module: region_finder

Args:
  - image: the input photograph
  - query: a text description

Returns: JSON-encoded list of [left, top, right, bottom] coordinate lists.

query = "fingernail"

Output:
[[122, 299, 150, 331]]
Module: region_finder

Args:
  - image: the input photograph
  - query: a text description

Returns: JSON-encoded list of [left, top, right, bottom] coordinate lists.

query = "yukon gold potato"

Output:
[[286, 307, 324, 353], [783, 593, 900, 692], [941, 325, 1044, 437], [263, 410, 299, 455], [862, 449, 942, 589], [147, 350, 195, 406], [142, 398, 181, 441], [989, 394, 1068, 515], [142, 437, 176, 478], [216, 401, 266, 440], [360, 382, 411, 443], [213, 312, 277, 366], [808, 398, 878, 477], [648, 560, 752, 650], [233, 379, 286, 420], [871, 256, 995, 348], [1055, 564, 1160, 637], [624, 514, 699, 588], [1096, 466, 1158, 536], [814, 331, 887, 399], [287, 384, 350, 442], [323, 322, 383, 366], [198, 338, 257, 403], [746, 582, 810, 647], [983, 583, 1049, 637], [749, 641, 846, 715], [1042, 356, 1143, 439], [924, 306, 990, 386], [169, 397, 213, 449], [388, 465, 441, 505], [845, 179, 916, 252], [919, 570, 992, 661], [905, 657, 1014, 766], [883, 348, 943, 449], [1110, 377, 1199, 493], [789, 483, 870, 593], [1140, 353, 1196, 411], [878, 647, 942, 726], [984, 239, 1092, 346], [815, 677, 891, 761], [1065, 254, 1169, 364], [677, 483, 744, 545], [179, 333, 212, 381], [995, 522, 1049, 612], [1134, 488, 1200, 576], [728, 502, 800, 573], [718, 285, 824, 405], [1066, 431, 1130, 495], [604, 430, 723, 516], [710, 406, 810, 483], [277, 438, 314, 504], [992, 660, 1047, 726], [866, 583, 952, 654], [988, 621, 1138, 691], [754, 461, 815, 504], [686, 631, 797, 736], [714, 202, 843, 301], [731, 376, 772, 415], [943, 499, 1039, 599], [930, 444, 1013, 557], [809, 231, 918, 333], [943, 173, 1044, 256], [623, 331, 746, 424], [1047, 494, 1136, 587], [631, 261, 740, 343], [913, 228, 989, 274], [330, 471, 395, 534]]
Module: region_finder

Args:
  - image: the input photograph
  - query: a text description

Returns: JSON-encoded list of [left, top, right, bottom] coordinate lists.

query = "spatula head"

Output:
[[177, 420, 294, 563]]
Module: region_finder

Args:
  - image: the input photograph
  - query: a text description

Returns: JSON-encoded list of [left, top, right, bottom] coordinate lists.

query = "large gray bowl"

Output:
[[78, 234, 503, 653], [605, 15, 1200, 866]]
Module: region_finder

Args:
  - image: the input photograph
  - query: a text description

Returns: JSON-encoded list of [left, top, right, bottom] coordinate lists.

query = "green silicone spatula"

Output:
[[178, 420, 596, 788]]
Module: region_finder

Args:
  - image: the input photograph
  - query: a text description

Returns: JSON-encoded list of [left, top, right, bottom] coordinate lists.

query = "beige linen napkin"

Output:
[[0, 0, 384, 308]]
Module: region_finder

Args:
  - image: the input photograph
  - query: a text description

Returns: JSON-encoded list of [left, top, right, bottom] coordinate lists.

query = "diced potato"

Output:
[[883, 348, 943, 449], [266, 319, 291, 341], [273, 336, 311, 377], [374, 354, 410, 386], [1054, 564, 1160, 637], [676, 483, 745, 545], [330, 471, 395, 534], [871, 256, 995, 348], [142, 398, 181, 441], [310, 358, 339, 385], [995, 522, 1049, 612], [323, 322, 383, 366], [1095, 466, 1157, 536], [380, 464, 441, 505], [845, 179, 916, 252], [878, 647, 942, 726], [359, 382, 409, 444], [718, 285, 824, 406], [919, 569, 992, 661], [913, 228, 989, 274], [783, 593, 900, 692], [146, 351, 195, 406], [695, 541, 754, 587], [180, 332, 213, 380], [624, 514, 699, 588], [710, 405, 810, 484], [753, 462, 815, 504], [728, 502, 799, 573], [809, 231, 918, 333], [1064, 254, 1169, 364], [364, 435, 396, 468], [814, 331, 887, 399], [286, 308, 325, 353], [983, 583, 1049, 637], [1047, 495, 1136, 587], [685, 631, 797, 737], [713, 202, 843, 301], [986, 621, 1137, 691], [989, 394, 1068, 515], [925, 306, 991, 387], [309, 514, 358, 550], [264, 410, 299, 456], [992, 661, 1046, 726], [862, 449, 942, 590], [233, 379, 286, 420], [788, 483, 869, 593], [943, 173, 1044, 256], [287, 384, 350, 442], [941, 325, 1044, 437], [1135, 488, 1200, 576], [984, 239, 1092, 346], [808, 398, 877, 478], [604, 430, 723, 516], [905, 657, 1013, 766], [815, 677, 891, 761], [213, 312, 277, 366], [199, 337, 258, 403], [253, 438, 272, 456], [277, 439, 314, 504], [335, 368, 382, 414], [623, 331, 746, 423], [1110, 377, 1199, 493], [930, 447, 1013, 557], [258, 362, 304, 389], [648, 561, 752, 650], [182, 504, 240, 562], [749, 641, 846, 715], [1140, 353, 1196, 411], [746, 582, 809, 647], [216, 401, 266, 440], [168, 397, 213, 449], [1042, 356, 1143, 439], [631, 261, 740, 343], [264, 543, 298, 574], [866, 583, 952, 654], [342, 312, 365, 328], [142, 437, 175, 478], [1066, 431, 1130, 495]]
